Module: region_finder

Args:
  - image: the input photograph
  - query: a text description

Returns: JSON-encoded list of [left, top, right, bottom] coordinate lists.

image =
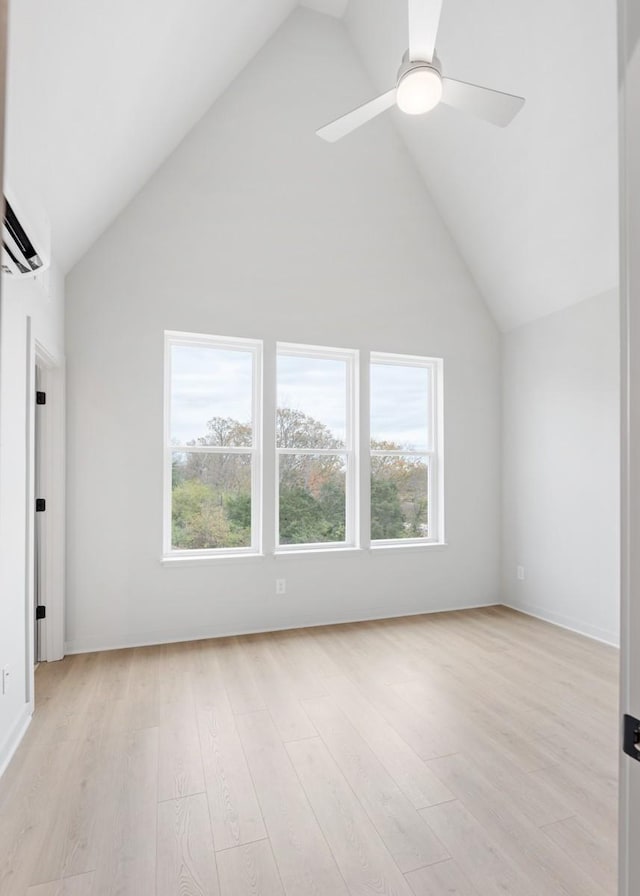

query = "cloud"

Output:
[[171, 345, 253, 443], [170, 345, 433, 454], [370, 363, 431, 451], [277, 355, 347, 443]]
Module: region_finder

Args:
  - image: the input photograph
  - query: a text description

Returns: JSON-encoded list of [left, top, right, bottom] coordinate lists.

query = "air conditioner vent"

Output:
[[2, 197, 45, 277]]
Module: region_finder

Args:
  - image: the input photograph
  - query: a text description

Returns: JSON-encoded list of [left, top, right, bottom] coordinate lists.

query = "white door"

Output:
[[34, 363, 43, 664], [619, 3, 640, 893]]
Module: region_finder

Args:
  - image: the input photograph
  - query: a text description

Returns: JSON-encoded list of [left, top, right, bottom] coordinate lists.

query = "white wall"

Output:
[[65, 8, 501, 653], [0, 266, 65, 773], [0, 0, 67, 770], [502, 288, 620, 644]]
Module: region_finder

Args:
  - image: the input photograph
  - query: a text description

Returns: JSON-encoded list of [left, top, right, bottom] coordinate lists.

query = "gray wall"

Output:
[[502, 288, 620, 644], [0, 268, 65, 771], [65, 9, 501, 652]]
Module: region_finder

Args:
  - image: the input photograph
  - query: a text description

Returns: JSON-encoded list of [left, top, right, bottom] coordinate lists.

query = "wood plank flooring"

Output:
[[0, 606, 619, 896]]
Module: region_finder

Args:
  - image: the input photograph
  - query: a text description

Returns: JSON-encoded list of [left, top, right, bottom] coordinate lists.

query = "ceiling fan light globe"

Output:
[[396, 66, 443, 115]]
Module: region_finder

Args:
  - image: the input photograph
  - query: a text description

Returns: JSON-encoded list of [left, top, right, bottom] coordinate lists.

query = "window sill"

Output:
[[161, 553, 264, 567], [274, 547, 363, 558], [161, 542, 448, 566], [369, 542, 448, 553]]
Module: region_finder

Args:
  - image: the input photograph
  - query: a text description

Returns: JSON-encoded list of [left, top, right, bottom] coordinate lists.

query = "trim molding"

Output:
[[0, 705, 32, 779], [502, 601, 619, 647], [64, 600, 619, 655], [34, 347, 66, 663], [64, 601, 500, 655]]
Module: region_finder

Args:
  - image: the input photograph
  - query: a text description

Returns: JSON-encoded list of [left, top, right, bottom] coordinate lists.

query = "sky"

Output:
[[171, 345, 431, 451], [277, 355, 347, 445], [171, 345, 253, 443], [370, 362, 431, 451]]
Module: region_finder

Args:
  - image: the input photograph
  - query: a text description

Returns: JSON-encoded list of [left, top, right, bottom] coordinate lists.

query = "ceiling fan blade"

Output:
[[316, 89, 396, 142], [408, 0, 443, 63], [441, 77, 525, 127]]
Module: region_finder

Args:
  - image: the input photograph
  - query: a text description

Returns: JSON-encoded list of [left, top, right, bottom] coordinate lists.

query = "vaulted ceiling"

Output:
[[5, 0, 299, 271], [6, 0, 618, 330], [344, 0, 618, 330]]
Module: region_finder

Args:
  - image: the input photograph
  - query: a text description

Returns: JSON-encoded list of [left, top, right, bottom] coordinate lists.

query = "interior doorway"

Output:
[[34, 361, 43, 665], [31, 343, 66, 669]]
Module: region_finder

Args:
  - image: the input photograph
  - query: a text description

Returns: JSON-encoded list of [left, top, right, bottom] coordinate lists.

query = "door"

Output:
[[34, 363, 43, 664], [619, 2, 640, 894]]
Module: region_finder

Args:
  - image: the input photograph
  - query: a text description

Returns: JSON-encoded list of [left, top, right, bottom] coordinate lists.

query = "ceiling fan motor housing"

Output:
[[398, 49, 442, 78], [396, 52, 443, 115]]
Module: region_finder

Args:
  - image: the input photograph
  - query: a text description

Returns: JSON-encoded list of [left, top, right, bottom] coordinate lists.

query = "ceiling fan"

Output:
[[316, 0, 525, 142]]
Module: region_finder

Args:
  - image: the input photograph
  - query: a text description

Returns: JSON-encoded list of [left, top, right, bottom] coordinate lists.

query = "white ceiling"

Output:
[[5, 0, 618, 330], [345, 0, 619, 330], [5, 0, 297, 272], [301, 0, 348, 17]]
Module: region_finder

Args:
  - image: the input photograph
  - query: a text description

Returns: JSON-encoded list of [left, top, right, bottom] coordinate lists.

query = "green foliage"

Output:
[[226, 492, 251, 530], [370, 441, 429, 540], [279, 452, 343, 492], [406, 495, 428, 537], [318, 481, 346, 541], [275, 407, 346, 544], [370, 478, 405, 540], [172, 415, 255, 549], [279, 487, 328, 544], [172, 457, 186, 488], [171, 477, 250, 549], [171, 414, 429, 549], [279, 480, 346, 545]]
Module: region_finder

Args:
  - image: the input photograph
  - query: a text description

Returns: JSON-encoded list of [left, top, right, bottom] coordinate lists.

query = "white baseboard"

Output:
[[0, 705, 32, 779], [502, 601, 619, 647], [64, 601, 500, 655]]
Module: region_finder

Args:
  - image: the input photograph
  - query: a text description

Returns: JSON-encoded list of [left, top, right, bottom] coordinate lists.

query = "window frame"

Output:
[[369, 351, 444, 548], [275, 342, 359, 553], [163, 330, 263, 559]]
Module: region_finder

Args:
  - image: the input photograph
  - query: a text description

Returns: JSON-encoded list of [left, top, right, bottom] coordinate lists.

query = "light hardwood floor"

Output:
[[0, 606, 619, 896]]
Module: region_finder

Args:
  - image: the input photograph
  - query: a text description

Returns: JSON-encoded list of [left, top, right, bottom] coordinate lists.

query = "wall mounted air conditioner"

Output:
[[1, 190, 50, 279]]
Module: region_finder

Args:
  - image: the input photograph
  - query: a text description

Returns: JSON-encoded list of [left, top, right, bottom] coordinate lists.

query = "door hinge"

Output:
[[35, 498, 46, 512], [35, 606, 46, 620], [623, 714, 640, 761], [36, 391, 46, 405]]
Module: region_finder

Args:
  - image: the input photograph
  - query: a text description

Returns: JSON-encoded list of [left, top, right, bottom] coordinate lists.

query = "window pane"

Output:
[[371, 454, 429, 540], [171, 345, 253, 446], [279, 454, 346, 544], [172, 451, 252, 549], [370, 363, 431, 451], [277, 354, 347, 448]]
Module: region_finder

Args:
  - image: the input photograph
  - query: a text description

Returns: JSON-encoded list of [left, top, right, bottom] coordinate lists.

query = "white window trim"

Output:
[[275, 342, 359, 553], [163, 330, 263, 559], [369, 351, 444, 547], [161, 337, 444, 562]]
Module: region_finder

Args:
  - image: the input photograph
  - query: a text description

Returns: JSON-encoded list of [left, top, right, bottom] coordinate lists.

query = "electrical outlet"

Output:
[[276, 578, 286, 595], [2, 665, 10, 696], [517, 566, 525, 581]]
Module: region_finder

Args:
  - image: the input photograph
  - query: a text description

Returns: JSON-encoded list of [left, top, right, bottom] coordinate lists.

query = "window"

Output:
[[163, 334, 442, 559], [370, 353, 442, 545], [164, 332, 261, 557], [276, 344, 358, 550]]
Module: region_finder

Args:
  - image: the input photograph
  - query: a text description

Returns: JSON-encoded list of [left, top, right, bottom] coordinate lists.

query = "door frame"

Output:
[[32, 340, 66, 664], [618, 2, 640, 894]]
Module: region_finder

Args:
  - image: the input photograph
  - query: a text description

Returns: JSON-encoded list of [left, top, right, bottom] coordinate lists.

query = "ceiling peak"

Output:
[[300, 0, 348, 19]]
